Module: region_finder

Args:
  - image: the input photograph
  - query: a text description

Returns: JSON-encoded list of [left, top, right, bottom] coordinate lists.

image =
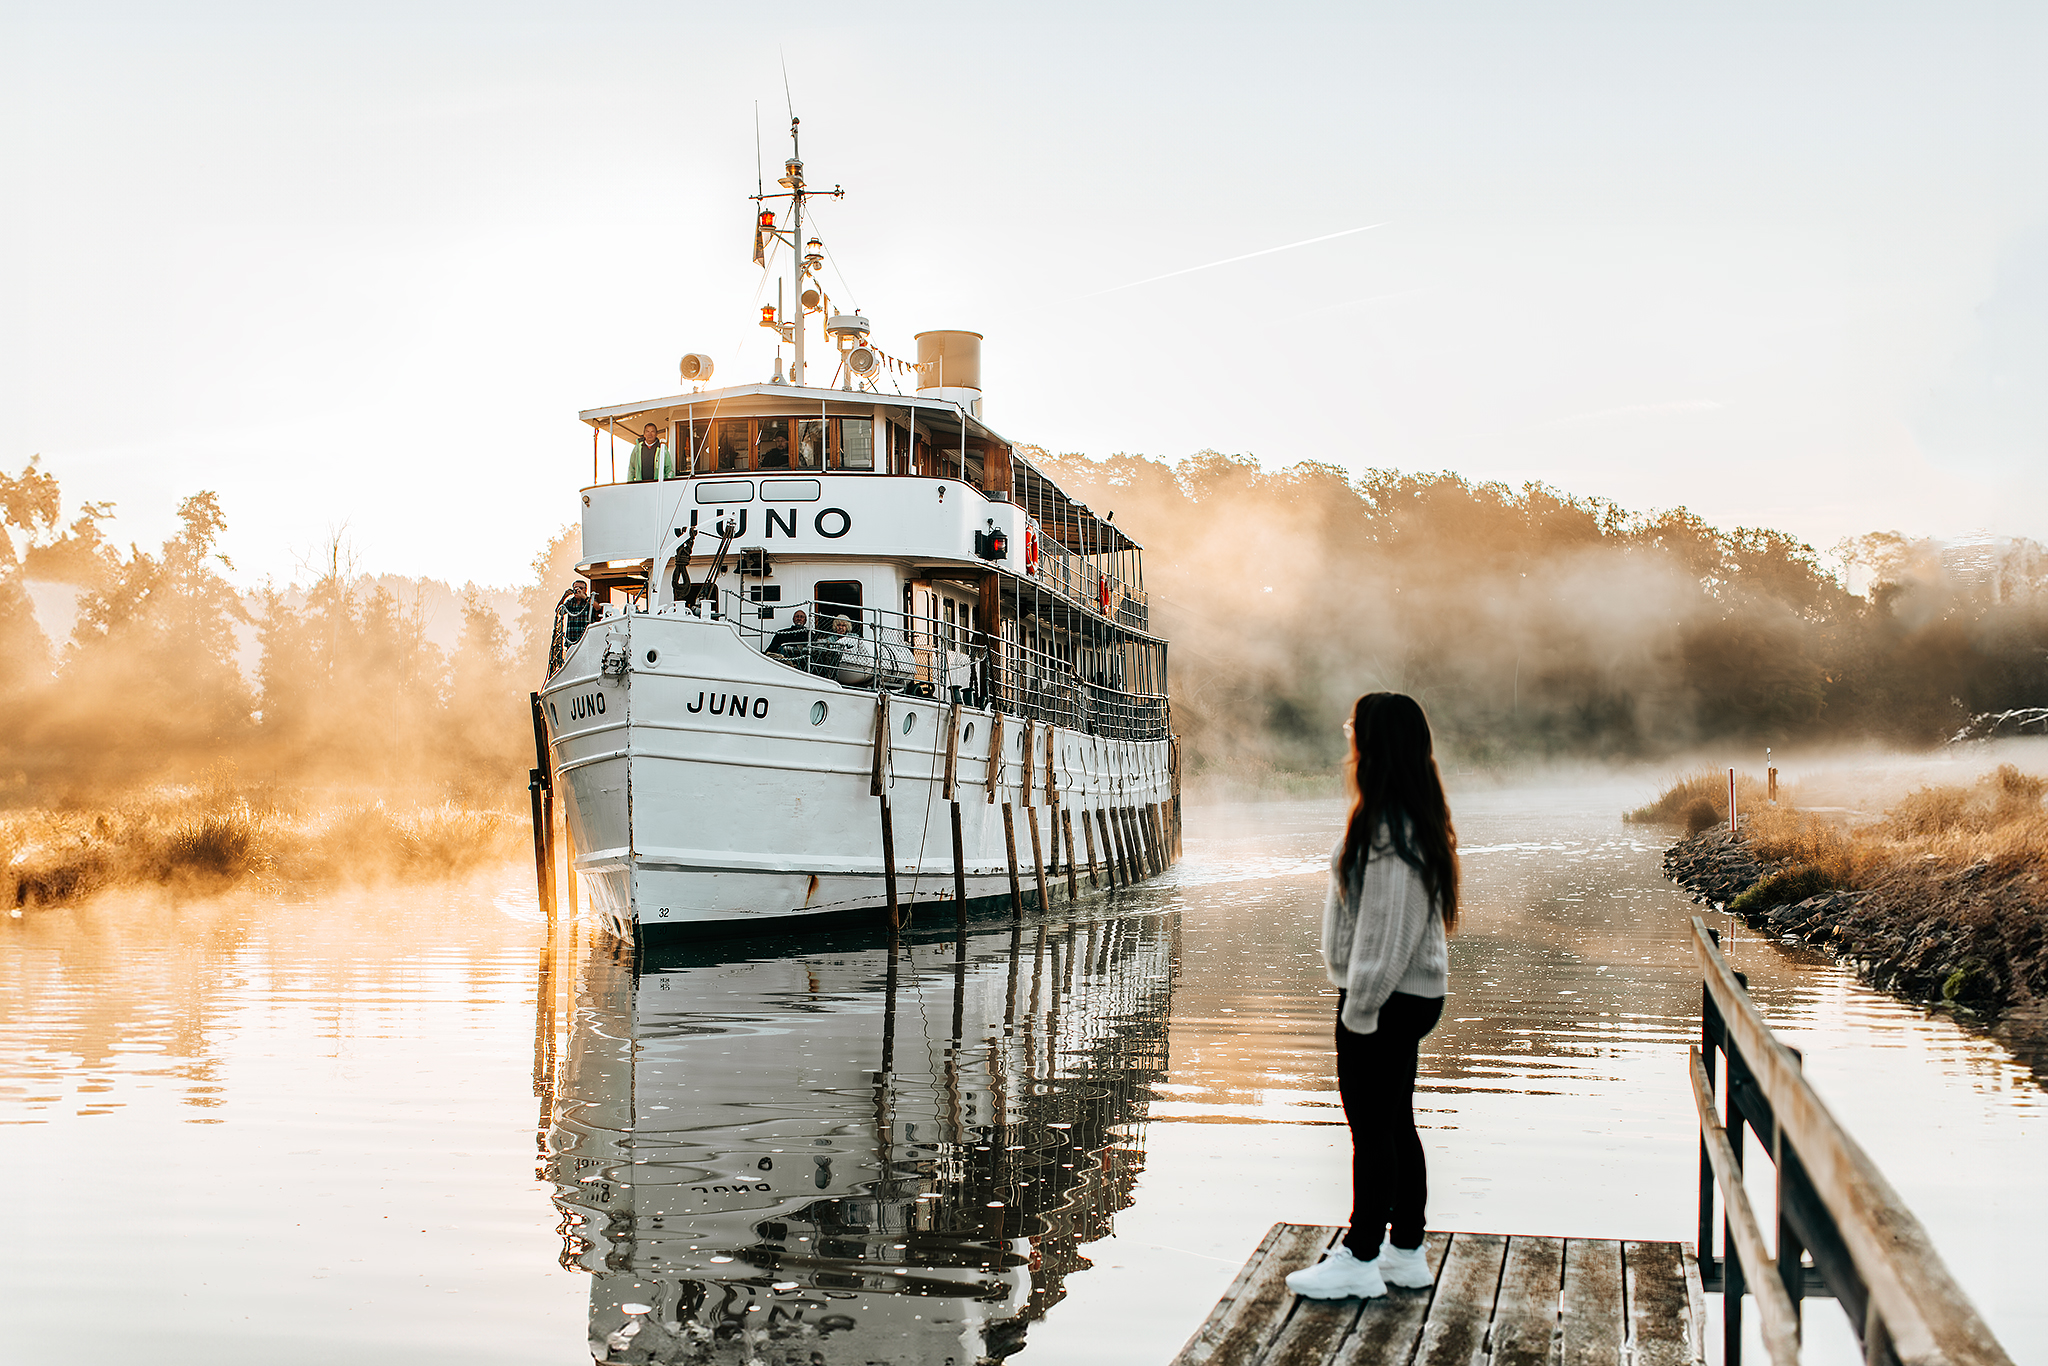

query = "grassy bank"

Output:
[[4, 786, 526, 910], [1640, 764, 2048, 1021]]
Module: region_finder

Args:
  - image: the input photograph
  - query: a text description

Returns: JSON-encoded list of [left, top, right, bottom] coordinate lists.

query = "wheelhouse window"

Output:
[[677, 418, 711, 476], [795, 419, 824, 470], [836, 418, 874, 471], [715, 420, 749, 472], [756, 417, 793, 470]]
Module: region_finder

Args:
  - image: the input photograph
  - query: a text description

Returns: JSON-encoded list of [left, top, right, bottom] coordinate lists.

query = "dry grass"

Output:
[[1626, 768, 1769, 829], [1648, 762, 2048, 894], [3, 782, 525, 910]]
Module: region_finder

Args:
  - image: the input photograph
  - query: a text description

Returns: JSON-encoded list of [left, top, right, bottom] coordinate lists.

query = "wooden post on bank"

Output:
[[1079, 806, 1099, 888], [873, 692, 900, 930], [945, 703, 967, 926]]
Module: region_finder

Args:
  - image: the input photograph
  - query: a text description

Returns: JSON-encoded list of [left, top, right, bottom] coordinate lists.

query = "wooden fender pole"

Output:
[[1060, 808, 1079, 899], [1138, 802, 1157, 876], [873, 692, 900, 930], [1027, 806, 1051, 915], [1094, 808, 1118, 889], [1081, 803, 1101, 888], [985, 711, 1003, 806], [1111, 804, 1131, 885], [528, 692, 557, 922], [527, 768, 553, 920], [945, 703, 967, 925], [1001, 803, 1025, 918], [1125, 805, 1147, 881]]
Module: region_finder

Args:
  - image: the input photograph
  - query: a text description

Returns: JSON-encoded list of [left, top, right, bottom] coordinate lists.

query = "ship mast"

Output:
[[755, 117, 841, 388]]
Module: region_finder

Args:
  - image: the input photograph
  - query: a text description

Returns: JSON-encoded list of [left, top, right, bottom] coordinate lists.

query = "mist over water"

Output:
[[4, 783, 2038, 1365], [1033, 449, 2048, 775]]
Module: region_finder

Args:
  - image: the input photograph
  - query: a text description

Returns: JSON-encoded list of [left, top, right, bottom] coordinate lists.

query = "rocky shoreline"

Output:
[[1661, 826, 2048, 1075]]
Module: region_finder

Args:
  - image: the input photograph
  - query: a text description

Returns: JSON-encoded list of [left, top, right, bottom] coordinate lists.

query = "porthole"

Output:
[[645, 649, 659, 665], [810, 700, 828, 726], [963, 722, 976, 744], [902, 710, 918, 736]]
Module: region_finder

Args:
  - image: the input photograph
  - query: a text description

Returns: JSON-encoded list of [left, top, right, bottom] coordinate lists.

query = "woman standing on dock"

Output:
[[1286, 692, 1458, 1300]]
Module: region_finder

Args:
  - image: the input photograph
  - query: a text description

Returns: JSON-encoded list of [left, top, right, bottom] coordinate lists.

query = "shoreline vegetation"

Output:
[[5, 773, 523, 912], [1634, 767, 2048, 1051]]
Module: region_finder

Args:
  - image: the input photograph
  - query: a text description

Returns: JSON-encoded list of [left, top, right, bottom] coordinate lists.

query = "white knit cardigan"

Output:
[[1321, 824, 1449, 1034]]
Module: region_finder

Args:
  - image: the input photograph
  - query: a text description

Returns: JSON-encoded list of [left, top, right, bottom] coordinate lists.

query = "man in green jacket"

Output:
[[627, 422, 672, 482]]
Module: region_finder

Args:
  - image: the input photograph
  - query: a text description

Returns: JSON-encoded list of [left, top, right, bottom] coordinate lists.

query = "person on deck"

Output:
[[549, 580, 595, 675], [1284, 692, 1457, 1302], [627, 423, 672, 482], [767, 609, 814, 659]]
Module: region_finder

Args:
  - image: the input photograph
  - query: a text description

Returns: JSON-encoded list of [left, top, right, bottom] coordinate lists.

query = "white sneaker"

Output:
[[1378, 1242, 1433, 1288], [1284, 1245, 1388, 1300]]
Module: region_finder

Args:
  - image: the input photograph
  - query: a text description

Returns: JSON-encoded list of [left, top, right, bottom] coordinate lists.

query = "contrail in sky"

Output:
[[1081, 223, 1387, 298]]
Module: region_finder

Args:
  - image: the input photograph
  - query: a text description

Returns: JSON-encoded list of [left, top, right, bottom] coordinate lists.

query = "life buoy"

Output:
[[1097, 576, 1112, 614], [1023, 525, 1040, 575]]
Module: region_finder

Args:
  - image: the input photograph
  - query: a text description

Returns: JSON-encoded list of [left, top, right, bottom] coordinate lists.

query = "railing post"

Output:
[[1701, 929, 1721, 1285], [1725, 966, 1751, 1366], [1779, 1045, 1807, 1337]]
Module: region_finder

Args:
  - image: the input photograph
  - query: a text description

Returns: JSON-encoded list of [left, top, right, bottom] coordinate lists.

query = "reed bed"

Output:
[[4, 786, 525, 910]]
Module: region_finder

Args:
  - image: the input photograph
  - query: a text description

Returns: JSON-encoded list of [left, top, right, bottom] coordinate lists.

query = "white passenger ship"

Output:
[[540, 125, 1178, 943]]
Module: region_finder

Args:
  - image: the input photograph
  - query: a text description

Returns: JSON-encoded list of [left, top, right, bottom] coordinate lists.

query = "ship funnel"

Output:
[[914, 330, 983, 420]]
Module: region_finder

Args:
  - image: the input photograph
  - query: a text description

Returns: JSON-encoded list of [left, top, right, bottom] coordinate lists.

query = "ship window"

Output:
[[814, 579, 862, 635], [696, 479, 753, 504], [756, 417, 793, 470], [795, 419, 825, 470], [837, 418, 874, 471], [678, 418, 712, 476], [761, 478, 820, 502], [714, 420, 749, 472]]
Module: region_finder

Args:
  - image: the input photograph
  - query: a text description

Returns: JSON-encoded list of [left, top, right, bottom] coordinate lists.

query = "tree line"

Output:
[[0, 459, 577, 799], [4, 451, 2040, 799], [1031, 449, 2048, 772]]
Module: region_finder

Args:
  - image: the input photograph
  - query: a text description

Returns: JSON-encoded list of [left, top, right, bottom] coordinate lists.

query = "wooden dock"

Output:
[[1170, 1224, 1705, 1366]]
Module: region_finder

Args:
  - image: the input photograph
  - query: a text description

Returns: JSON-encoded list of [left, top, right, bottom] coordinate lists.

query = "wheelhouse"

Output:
[[567, 382, 1166, 741]]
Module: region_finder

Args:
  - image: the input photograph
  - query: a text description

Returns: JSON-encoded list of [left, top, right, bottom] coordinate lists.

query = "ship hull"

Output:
[[542, 612, 1177, 943]]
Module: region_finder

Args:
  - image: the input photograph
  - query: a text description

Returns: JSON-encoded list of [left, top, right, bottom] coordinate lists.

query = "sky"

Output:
[[5, 1, 2047, 588]]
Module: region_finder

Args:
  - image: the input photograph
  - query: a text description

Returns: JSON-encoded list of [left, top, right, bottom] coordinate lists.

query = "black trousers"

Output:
[[1336, 989, 1444, 1259]]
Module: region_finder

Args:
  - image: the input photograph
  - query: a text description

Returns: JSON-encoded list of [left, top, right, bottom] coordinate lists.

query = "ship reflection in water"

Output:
[[536, 909, 1177, 1364]]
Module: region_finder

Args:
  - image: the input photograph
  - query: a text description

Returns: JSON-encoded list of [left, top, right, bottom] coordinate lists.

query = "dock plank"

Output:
[[1171, 1222, 1335, 1366], [1330, 1232, 1450, 1366], [1624, 1240, 1703, 1366], [1412, 1232, 1508, 1366], [1489, 1236, 1564, 1366], [1179, 1228, 1699, 1366], [1560, 1239, 1624, 1366]]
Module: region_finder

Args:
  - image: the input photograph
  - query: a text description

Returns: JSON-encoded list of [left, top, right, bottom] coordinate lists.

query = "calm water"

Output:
[[2, 782, 2040, 1364]]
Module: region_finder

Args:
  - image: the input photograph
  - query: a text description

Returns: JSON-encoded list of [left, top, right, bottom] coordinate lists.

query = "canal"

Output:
[[1, 779, 2039, 1364]]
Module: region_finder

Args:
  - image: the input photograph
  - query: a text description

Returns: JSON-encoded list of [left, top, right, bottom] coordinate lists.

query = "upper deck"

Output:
[[576, 382, 1153, 636]]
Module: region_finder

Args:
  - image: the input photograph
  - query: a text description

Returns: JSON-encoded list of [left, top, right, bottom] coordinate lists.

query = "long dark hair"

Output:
[[1341, 692, 1459, 933]]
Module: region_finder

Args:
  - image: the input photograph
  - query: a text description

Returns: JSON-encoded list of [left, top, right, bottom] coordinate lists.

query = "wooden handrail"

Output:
[[1692, 1045, 1802, 1364], [1691, 918, 2013, 1366]]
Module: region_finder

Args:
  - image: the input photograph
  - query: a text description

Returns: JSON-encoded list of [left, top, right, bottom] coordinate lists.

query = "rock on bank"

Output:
[[1661, 827, 2048, 1023]]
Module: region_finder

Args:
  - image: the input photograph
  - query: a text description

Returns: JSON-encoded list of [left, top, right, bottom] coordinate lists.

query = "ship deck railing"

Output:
[[714, 594, 1171, 742]]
